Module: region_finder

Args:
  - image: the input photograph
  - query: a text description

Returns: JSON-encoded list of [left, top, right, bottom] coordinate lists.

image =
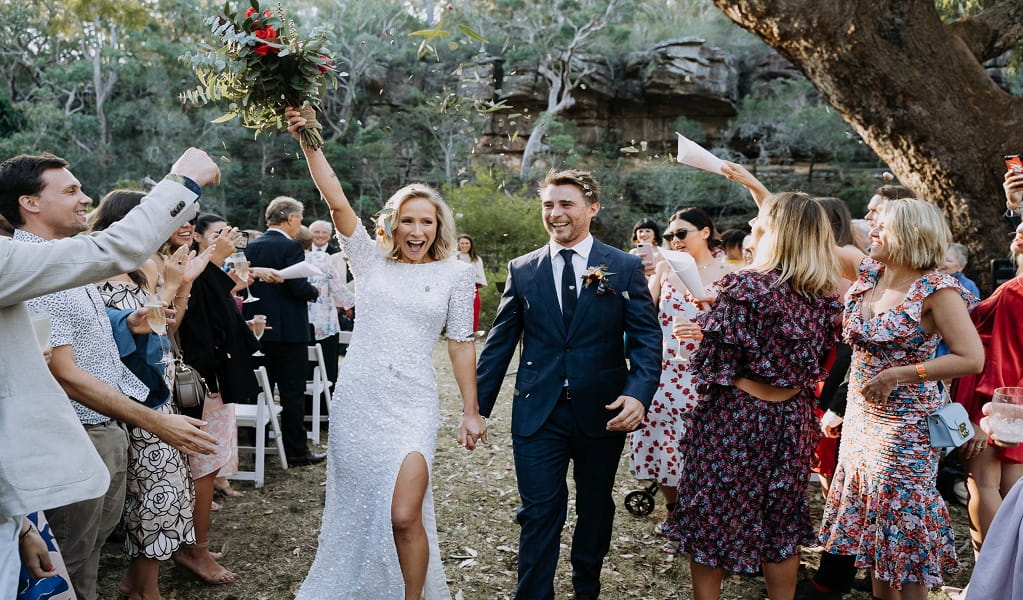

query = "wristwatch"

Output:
[[164, 173, 202, 198]]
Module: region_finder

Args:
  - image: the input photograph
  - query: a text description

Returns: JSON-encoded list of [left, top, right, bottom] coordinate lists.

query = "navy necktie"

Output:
[[560, 248, 577, 327]]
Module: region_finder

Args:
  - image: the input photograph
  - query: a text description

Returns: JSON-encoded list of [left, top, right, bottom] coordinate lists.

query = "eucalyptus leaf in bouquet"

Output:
[[180, 1, 340, 150]]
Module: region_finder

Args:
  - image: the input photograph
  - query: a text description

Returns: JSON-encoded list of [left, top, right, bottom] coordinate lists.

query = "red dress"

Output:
[[954, 276, 1023, 463]]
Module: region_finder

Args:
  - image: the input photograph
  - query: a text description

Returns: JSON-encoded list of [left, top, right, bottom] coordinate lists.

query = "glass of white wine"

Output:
[[250, 314, 267, 357], [231, 251, 259, 303], [29, 304, 51, 351], [143, 293, 173, 365], [990, 387, 1023, 445]]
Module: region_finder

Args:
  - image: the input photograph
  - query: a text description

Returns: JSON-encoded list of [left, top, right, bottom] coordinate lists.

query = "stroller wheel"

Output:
[[624, 489, 656, 516]]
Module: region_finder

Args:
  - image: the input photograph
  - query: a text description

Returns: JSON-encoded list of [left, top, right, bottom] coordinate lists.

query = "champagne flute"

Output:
[[143, 293, 174, 365], [670, 313, 689, 366], [29, 304, 51, 351], [231, 251, 259, 303], [250, 314, 267, 357], [989, 387, 1023, 444]]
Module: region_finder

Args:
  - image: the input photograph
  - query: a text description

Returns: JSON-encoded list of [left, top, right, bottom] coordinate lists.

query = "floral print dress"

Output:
[[664, 270, 841, 572], [819, 258, 976, 589], [629, 281, 701, 488]]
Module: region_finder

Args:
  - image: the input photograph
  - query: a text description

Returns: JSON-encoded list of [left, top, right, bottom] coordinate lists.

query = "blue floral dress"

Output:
[[664, 270, 841, 572], [819, 258, 976, 589]]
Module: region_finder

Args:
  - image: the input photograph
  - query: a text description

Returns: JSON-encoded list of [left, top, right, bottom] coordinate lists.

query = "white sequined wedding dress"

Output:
[[294, 222, 476, 600]]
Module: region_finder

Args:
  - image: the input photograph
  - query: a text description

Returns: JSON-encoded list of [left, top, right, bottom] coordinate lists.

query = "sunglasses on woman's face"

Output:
[[662, 229, 693, 242]]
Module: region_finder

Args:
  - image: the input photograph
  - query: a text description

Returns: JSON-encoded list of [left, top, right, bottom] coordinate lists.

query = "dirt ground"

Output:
[[98, 343, 973, 599]]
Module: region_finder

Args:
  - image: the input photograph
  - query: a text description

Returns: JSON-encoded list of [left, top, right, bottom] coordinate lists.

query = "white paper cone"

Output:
[[660, 249, 707, 299], [675, 132, 725, 175], [278, 261, 324, 280]]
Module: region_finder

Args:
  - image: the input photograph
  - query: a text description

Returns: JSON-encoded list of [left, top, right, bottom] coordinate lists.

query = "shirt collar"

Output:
[[313, 243, 328, 252], [549, 234, 594, 263], [13, 229, 46, 244], [268, 226, 293, 240]]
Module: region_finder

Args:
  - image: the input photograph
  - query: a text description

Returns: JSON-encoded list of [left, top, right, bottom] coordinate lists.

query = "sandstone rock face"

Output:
[[476, 38, 739, 152]]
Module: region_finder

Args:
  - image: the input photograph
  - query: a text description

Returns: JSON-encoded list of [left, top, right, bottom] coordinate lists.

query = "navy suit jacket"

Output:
[[242, 230, 318, 343], [476, 238, 662, 438]]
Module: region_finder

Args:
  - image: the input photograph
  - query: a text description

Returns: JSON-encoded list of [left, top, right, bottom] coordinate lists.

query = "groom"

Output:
[[477, 169, 661, 599]]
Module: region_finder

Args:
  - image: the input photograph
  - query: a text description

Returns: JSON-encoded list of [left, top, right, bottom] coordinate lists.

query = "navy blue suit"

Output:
[[477, 238, 661, 599], [243, 230, 319, 459]]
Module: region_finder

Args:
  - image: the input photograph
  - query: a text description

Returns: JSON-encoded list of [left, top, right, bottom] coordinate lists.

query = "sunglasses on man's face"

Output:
[[662, 229, 694, 242]]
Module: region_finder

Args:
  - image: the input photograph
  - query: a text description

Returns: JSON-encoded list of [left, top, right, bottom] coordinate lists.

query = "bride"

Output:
[[285, 108, 488, 600]]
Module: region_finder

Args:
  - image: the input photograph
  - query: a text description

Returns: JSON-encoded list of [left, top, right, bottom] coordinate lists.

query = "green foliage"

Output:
[[443, 169, 549, 324]]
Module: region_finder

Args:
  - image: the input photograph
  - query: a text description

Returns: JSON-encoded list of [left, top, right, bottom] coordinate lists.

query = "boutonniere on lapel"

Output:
[[582, 264, 616, 296]]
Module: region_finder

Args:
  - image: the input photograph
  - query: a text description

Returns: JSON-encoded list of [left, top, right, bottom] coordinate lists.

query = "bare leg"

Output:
[[762, 554, 799, 600], [658, 484, 678, 506], [965, 445, 1004, 555], [690, 560, 725, 600], [173, 473, 236, 584], [392, 453, 429, 600], [119, 557, 165, 600]]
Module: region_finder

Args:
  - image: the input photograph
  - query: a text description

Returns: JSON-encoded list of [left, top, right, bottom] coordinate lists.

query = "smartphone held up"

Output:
[[1005, 154, 1023, 175]]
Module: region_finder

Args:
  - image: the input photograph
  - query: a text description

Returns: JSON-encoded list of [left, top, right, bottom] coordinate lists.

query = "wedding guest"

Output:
[[172, 213, 262, 585], [629, 217, 662, 277], [297, 225, 354, 392], [629, 214, 705, 553], [455, 234, 487, 332], [719, 228, 747, 267], [663, 191, 843, 600], [864, 184, 915, 227], [662, 207, 740, 294], [284, 108, 485, 600], [89, 190, 213, 600], [953, 224, 1023, 558], [0, 150, 219, 600], [959, 403, 1023, 600], [242, 197, 324, 466], [820, 198, 984, 600], [309, 219, 341, 255]]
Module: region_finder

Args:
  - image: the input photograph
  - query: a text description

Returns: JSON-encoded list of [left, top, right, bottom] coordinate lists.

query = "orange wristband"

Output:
[[915, 363, 928, 381]]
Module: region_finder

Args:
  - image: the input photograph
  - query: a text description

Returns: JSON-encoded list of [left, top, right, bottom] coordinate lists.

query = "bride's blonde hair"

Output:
[[374, 183, 456, 261], [750, 191, 839, 298]]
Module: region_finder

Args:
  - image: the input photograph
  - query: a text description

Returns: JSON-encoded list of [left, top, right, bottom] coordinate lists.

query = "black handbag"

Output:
[[169, 332, 208, 410]]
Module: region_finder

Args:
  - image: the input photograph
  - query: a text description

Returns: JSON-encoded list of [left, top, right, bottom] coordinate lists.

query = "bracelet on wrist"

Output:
[[19, 526, 33, 541]]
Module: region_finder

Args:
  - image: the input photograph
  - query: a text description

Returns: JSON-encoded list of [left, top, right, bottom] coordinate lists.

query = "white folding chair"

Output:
[[230, 366, 288, 488], [305, 343, 333, 444]]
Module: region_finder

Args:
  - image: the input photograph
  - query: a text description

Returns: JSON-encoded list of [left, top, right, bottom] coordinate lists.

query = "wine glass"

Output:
[[670, 313, 690, 366], [250, 314, 267, 357], [29, 304, 51, 351], [231, 251, 259, 303], [989, 387, 1023, 444], [143, 293, 174, 365]]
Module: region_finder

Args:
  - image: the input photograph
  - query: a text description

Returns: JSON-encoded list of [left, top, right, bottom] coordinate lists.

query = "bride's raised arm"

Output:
[[285, 107, 358, 237]]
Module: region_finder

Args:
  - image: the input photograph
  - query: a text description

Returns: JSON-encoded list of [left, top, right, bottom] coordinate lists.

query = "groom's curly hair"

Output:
[[541, 169, 601, 205]]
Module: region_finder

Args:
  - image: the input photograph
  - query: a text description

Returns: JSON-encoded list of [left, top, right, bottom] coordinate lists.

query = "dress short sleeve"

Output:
[[692, 270, 841, 390], [444, 262, 477, 342], [335, 220, 385, 280]]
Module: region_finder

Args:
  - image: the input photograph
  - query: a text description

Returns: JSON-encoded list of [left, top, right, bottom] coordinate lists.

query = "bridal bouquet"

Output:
[[180, 1, 338, 150]]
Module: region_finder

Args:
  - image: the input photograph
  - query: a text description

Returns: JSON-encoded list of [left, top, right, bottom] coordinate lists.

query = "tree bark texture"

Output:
[[713, 0, 1023, 289]]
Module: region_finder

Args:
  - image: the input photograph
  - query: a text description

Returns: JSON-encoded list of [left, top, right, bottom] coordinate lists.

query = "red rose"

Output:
[[263, 8, 272, 17], [254, 43, 273, 56], [245, 7, 257, 17], [254, 25, 276, 39]]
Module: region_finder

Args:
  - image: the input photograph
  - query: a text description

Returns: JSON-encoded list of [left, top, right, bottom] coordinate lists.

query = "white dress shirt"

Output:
[[549, 234, 593, 310]]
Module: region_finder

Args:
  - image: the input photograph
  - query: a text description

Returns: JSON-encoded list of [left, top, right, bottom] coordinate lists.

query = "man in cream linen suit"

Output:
[[0, 148, 220, 597]]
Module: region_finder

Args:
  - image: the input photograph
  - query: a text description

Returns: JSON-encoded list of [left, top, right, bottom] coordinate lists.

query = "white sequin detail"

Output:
[[294, 222, 474, 599]]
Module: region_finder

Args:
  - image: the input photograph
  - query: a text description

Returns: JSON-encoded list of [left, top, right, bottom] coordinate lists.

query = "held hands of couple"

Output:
[[457, 414, 488, 451], [606, 396, 645, 432]]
